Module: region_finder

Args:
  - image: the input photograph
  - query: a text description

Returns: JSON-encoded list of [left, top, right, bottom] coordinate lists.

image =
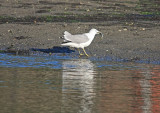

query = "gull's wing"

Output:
[[65, 34, 89, 44], [64, 32, 89, 44], [62, 31, 72, 41]]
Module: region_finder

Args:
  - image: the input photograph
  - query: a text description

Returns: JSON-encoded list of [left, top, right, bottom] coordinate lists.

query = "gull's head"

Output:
[[89, 28, 103, 39]]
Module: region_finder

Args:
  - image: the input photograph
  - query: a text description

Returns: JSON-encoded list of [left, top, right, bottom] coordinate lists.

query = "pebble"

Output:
[[123, 28, 127, 31], [142, 28, 145, 31], [8, 30, 12, 33]]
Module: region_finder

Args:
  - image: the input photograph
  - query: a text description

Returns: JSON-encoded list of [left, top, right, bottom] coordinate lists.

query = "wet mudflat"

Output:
[[0, 0, 160, 61]]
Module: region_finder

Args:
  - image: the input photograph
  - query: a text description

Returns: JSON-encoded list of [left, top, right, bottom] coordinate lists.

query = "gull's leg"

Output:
[[82, 48, 89, 57], [78, 48, 83, 55]]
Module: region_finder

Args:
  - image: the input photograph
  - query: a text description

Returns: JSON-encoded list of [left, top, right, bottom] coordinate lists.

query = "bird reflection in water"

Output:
[[61, 59, 96, 113]]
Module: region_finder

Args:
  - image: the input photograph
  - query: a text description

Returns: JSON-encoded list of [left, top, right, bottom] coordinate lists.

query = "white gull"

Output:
[[61, 28, 103, 57]]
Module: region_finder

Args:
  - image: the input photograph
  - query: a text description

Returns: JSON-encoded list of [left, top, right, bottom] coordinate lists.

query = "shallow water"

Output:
[[0, 53, 160, 113]]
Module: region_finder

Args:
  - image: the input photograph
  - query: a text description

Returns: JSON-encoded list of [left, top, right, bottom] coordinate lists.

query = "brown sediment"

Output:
[[0, 0, 160, 62]]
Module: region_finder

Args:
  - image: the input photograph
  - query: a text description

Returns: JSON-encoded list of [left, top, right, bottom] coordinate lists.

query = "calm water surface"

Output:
[[0, 53, 160, 113]]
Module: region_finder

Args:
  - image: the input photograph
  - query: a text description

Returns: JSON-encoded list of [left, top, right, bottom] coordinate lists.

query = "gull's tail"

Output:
[[61, 41, 73, 47], [59, 31, 71, 39], [63, 31, 72, 41], [61, 31, 72, 46]]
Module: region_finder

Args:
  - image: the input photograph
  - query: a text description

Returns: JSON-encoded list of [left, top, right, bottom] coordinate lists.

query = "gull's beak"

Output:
[[97, 31, 103, 39]]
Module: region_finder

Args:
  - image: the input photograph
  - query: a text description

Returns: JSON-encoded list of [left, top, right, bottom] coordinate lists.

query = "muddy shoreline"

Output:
[[0, 0, 160, 63]]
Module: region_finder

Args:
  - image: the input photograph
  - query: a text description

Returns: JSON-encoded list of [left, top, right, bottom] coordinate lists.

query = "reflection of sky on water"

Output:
[[0, 53, 63, 68], [0, 53, 160, 69]]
